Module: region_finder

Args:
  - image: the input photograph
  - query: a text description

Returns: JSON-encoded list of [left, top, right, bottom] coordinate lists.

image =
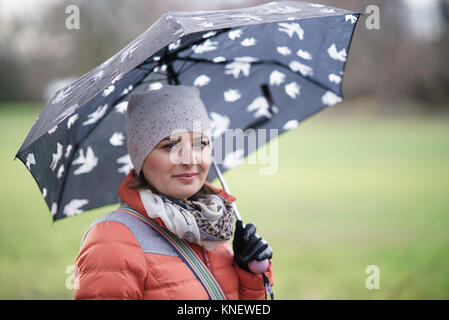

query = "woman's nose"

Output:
[[179, 144, 200, 165]]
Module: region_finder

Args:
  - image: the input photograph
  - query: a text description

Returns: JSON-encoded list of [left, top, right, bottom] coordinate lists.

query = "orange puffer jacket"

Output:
[[74, 172, 274, 300]]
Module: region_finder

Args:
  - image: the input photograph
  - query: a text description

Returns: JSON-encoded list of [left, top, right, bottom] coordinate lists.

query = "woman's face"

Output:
[[141, 131, 212, 200]]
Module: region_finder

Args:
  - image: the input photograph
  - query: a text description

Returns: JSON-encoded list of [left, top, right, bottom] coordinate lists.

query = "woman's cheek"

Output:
[[200, 147, 212, 165], [143, 153, 170, 180], [152, 152, 171, 170]]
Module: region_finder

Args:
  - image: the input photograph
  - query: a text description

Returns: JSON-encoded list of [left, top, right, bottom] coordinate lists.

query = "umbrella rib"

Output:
[[175, 52, 194, 76], [162, 28, 231, 78], [140, 78, 169, 85], [169, 48, 198, 78], [175, 56, 341, 97]]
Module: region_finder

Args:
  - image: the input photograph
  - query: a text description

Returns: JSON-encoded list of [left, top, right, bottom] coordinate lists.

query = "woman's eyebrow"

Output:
[[161, 136, 181, 143], [161, 135, 207, 143]]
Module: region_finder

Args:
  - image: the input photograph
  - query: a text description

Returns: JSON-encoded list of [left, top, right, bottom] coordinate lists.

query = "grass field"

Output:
[[1, 102, 448, 299]]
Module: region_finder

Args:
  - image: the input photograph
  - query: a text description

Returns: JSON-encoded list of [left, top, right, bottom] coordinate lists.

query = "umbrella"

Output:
[[14, 1, 360, 221]]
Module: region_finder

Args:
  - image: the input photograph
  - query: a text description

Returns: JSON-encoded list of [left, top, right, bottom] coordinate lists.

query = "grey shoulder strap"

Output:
[[81, 210, 177, 257]]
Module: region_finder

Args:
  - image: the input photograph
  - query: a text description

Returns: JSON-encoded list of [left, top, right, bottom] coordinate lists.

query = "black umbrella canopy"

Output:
[[15, 1, 360, 220]]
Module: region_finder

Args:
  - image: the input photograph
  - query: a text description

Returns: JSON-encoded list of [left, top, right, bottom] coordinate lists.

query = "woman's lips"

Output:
[[173, 173, 198, 181]]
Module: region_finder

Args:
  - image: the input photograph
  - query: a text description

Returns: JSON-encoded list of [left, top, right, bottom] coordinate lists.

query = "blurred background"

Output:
[[1, 0, 448, 299]]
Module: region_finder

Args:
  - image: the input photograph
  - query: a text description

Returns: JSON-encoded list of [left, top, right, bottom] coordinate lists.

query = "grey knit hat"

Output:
[[126, 85, 212, 175]]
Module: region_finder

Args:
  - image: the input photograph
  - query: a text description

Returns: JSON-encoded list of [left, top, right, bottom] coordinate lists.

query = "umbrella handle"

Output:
[[211, 158, 269, 274]]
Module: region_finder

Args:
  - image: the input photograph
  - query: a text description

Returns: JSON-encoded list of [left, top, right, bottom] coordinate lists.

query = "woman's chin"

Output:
[[169, 182, 200, 199]]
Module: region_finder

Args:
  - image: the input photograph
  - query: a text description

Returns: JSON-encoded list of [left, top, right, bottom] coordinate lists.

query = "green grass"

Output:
[[1, 102, 448, 299]]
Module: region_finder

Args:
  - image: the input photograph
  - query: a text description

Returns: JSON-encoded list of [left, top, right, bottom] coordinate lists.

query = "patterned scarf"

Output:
[[139, 188, 234, 251]]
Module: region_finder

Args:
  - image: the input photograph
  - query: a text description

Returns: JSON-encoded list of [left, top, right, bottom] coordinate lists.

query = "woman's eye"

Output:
[[194, 140, 209, 148], [164, 140, 209, 150], [163, 144, 175, 149]]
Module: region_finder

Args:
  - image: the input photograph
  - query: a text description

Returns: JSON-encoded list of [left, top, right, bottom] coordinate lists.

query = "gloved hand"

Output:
[[232, 220, 273, 273]]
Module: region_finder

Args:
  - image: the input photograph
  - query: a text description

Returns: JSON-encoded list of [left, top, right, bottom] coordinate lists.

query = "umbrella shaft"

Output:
[[211, 159, 242, 222]]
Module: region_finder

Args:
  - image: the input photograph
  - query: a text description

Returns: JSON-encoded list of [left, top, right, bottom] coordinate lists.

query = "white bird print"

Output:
[[232, 14, 262, 22], [192, 39, 218, 54], [285, 82, 301, 99], [67, 114, 78, 129], [50, 142, 63, 171], [111, 72, 124, 85], [55, 104, 79, 126], [223, 149, 245, 169], [26, 153, 35, 170], [148, 82, 163, 91], [82, 104, 108, 126], [121, 85, 133, 96], [241, 37, 256, 47], [42, 188, 47, 198], [65, 145, 72, 159], [283, 119, 299, 130], [51, 87, 70, 105], [234, 56, 258, 63], [228, 29, 242, 40], [277, 46, 291, 56], [51, 202, 58, 217], [247, 96, 272, 119], [345, 15, 358, 24], [110, 132, 125, 146], [57, 164, 64, 179], [48, 125, 58, 134], [328, 43, 347, 62], [289, 60, 314, 77], [329, 73, 342, 84], [63, 199, 89, 217], [72, 147, 98, 175], [116, 154, 133, 174], [202, 31, 217, 39], [199, 22, 214, 28], [168, 39, 181, 50], [278, 22, 304, 40], [225, 61, 251, 78], [322, 91, 343, 106], [193, 74, 211, 87], [212, 56, 226, 63], [274, 5, 303, 14], [297, 49, 312, 60], [224, 89, 241, 102], [93, 70, 103, 81], [114, 101, 128, 114], [120, 38, 142, 63], [102, 85, 115, 97], [209, 112, 230, 139], [269, 70, 286, 86]]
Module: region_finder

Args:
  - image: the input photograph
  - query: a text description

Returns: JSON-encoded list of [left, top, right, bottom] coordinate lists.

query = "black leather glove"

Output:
[[232, 220, 273, 273]]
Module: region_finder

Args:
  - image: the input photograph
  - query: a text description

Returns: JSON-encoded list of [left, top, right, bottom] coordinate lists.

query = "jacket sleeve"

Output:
[[74, 221, 147, 300], [234, 260, 274, 300]]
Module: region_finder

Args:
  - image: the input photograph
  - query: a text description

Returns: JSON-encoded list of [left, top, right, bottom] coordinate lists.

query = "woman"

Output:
[[74, 85, 274, 300]]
